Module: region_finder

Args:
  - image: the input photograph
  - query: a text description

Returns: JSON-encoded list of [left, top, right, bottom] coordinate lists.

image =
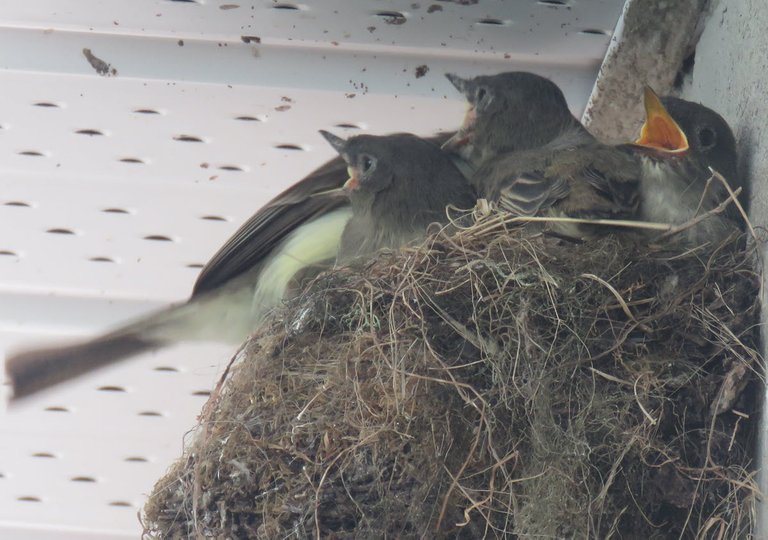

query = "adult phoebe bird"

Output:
[[5, 132, 468, 399], [442, 71, 639, 238], [631, 89, 741, 243], [4, 169, 351, 399], [319, 131, 477, 260]]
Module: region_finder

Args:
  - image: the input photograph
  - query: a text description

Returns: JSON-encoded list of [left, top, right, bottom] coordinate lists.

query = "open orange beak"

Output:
[[343, 166, 360, 192], [633, 87, 689, 154]]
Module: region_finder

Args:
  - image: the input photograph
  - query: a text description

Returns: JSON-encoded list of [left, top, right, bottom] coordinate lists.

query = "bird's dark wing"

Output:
[[497, 172, 570, 216], [477, 144, 641, 228], [192, 158, 349, 297], [193, 133, 456, 298], [476, 148, 570, 217], [572, 147, 641, 218], [581, 166, 639, 215]]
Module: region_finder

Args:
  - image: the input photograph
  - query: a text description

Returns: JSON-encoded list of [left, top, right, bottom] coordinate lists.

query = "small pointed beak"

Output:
[[343, 167, 360, 192], [633, 87, 689, 154], [441, 106, 476, 152], [319, 130, 347, 154]]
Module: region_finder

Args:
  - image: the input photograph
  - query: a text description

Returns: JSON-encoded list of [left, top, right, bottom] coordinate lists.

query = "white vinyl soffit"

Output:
[[0, 1, 627, 537]]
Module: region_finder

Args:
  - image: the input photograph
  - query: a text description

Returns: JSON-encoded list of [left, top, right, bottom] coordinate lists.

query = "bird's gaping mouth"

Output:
[[632, 87, 689, 155]]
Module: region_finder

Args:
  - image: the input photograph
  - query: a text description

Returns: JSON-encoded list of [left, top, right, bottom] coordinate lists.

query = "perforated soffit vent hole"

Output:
[[476, 18, 508, 26]]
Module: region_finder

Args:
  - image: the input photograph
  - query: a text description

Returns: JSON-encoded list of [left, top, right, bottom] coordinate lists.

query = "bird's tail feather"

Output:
[[5, 331, 164, 401]]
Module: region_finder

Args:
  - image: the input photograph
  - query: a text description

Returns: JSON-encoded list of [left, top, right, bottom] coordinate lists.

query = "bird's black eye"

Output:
[[474, 86, 494, 111], [697, 127, 717, 150], [360, 154, 375, 173]]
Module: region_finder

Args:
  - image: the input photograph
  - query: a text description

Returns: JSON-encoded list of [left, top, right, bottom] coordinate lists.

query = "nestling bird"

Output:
[[442, 71, 595, 167], [442, 71, 640, 238], [319, 131, 477, 260], [630, 89, 741, 244]]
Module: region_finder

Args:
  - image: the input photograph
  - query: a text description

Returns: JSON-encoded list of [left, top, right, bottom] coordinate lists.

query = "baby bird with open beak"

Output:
[[631, 88, 741, 245]]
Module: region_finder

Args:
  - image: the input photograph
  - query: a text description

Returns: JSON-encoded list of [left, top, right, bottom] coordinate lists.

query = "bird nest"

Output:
[[142, 209, 763, 539]]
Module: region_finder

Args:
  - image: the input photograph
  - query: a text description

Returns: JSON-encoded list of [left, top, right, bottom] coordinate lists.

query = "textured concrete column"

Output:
[[582, 0, 708, 143], [680, 0, 768, 219]]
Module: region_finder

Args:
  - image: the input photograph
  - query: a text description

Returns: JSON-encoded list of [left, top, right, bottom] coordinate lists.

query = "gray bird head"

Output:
[[660, 95, 739, 189], [322, 132, 475, 220], [329, 133, 476, 260], [630, 88, 743, 240], [320, 130, 393, 196], [442, 71, 588, 165], [630, 88, 739, 191]]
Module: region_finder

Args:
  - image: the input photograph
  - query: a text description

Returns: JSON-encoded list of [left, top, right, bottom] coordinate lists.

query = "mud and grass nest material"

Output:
[[143, 209, 762, 539]]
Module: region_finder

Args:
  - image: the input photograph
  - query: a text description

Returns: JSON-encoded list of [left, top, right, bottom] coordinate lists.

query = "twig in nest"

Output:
[[728, 410, 749, 453], [708, 167, 764, 301], [313, 430, 384, 539], [655, 186, 742, 241], [581, 273, 652, 333], [459, 203, 673, 242], [415, 284, 500, 356], [296, 383, 330, 421], [398, 355, 491, 532], [589, 367, 631, 387], [709, 167, 756, 240], [455, 450, 520, 527], [633, 372, 657, 425], [496, 214, 672, 232], [592, 435, 639, 510]]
